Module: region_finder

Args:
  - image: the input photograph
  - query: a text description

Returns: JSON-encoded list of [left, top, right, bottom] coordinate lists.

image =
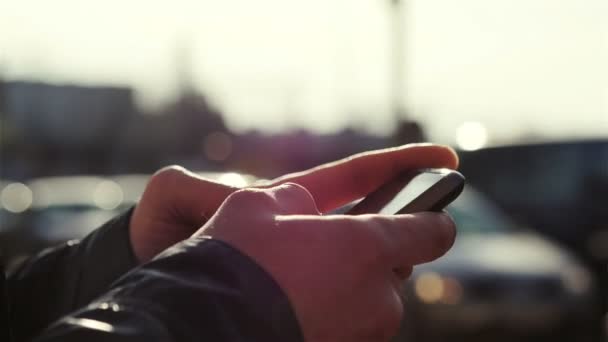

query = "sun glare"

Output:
[[455, 121, 488, 151]]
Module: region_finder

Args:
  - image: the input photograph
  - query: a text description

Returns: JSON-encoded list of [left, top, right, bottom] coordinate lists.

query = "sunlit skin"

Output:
[[130, 143, 458, 262], [195, 183, 456, 341], [129, 143, 458, 340]]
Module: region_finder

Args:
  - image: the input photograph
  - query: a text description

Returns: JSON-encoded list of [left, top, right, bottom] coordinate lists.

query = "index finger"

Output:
[[377, 212, 456, 266], [266, 144, 458, 213], [275, 211, 456, 266]]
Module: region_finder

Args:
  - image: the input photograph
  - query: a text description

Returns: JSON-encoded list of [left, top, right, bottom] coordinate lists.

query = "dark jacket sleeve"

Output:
[[34, 238, 304, 342], [6, 208, 138, 342]]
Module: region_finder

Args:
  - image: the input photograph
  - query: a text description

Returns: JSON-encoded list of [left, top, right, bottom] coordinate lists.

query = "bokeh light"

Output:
[[1, 183, 33, 213], [93, 180, 124, 210], [456, 121, 488, 151], [415, 272, 444, 304]]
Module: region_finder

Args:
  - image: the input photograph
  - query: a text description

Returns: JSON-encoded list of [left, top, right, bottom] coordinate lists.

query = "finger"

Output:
[[376, 212, 456, 266], [277, 211, 456, 266], [266, 182, 321, 215], [149, 166, 239, 225], [265, 144, 458, 213]]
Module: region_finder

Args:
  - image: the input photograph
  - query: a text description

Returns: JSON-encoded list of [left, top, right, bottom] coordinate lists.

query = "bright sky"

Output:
[[1, 0, 607, 145]]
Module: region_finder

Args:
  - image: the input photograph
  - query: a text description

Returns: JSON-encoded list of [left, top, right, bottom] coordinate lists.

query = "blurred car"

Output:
[[394, 187, 598, 342], [459, 139, 608, 263], [0, 172, 256, 270], [459, 139, 608, 340]]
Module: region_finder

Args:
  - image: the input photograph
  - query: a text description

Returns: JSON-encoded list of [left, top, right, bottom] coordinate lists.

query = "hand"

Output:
[[194, 183, 456, 341], [130, 143, 458, 263], [129, 167, 237, 263]]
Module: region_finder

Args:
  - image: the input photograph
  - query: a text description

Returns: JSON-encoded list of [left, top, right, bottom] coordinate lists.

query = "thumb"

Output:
[[144, 166, 240, 226]]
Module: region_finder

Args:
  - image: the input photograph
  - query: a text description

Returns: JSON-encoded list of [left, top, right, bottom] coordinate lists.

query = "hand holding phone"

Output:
[[347, 168, 465, 215]]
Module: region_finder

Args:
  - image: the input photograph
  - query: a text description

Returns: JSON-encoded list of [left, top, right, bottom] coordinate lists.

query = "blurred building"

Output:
[[1, 81, 135, 179], [2, 81, 133, 147], [0, 79, 239, 178], [114, 92, 230, 173], [1, 79, 427, 179]]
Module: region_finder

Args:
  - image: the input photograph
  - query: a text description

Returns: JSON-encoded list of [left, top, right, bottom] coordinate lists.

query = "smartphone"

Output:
[[347, 168, 465, 215]]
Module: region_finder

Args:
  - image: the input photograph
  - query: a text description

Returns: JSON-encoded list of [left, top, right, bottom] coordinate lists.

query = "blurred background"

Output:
[[1, 0, 607, 341]]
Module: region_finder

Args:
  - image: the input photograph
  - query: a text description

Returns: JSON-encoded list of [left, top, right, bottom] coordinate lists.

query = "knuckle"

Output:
[[365, 216, 393, 246], [156, 165, 188, 177], [281, 182, 308, 193], [146, 165, 189, 192], [280, 182, 317, 206], [226, 188, 276, 207], [151, 165, 187, 184], [350, 216, 391, 265]]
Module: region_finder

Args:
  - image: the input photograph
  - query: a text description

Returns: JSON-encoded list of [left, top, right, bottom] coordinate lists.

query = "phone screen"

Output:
[[378, 172, 443, 215], [347, 169, 464, 215]]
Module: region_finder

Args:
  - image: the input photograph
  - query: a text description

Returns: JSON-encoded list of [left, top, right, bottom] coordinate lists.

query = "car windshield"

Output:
[[447, 188, 512, 235]]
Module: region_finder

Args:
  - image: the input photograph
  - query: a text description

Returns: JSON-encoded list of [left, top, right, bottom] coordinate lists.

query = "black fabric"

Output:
[[36, 238, 304, 341], [5, 208, 137, 341], [1, 260, 9, 342], [2, 209, 304, 342]]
